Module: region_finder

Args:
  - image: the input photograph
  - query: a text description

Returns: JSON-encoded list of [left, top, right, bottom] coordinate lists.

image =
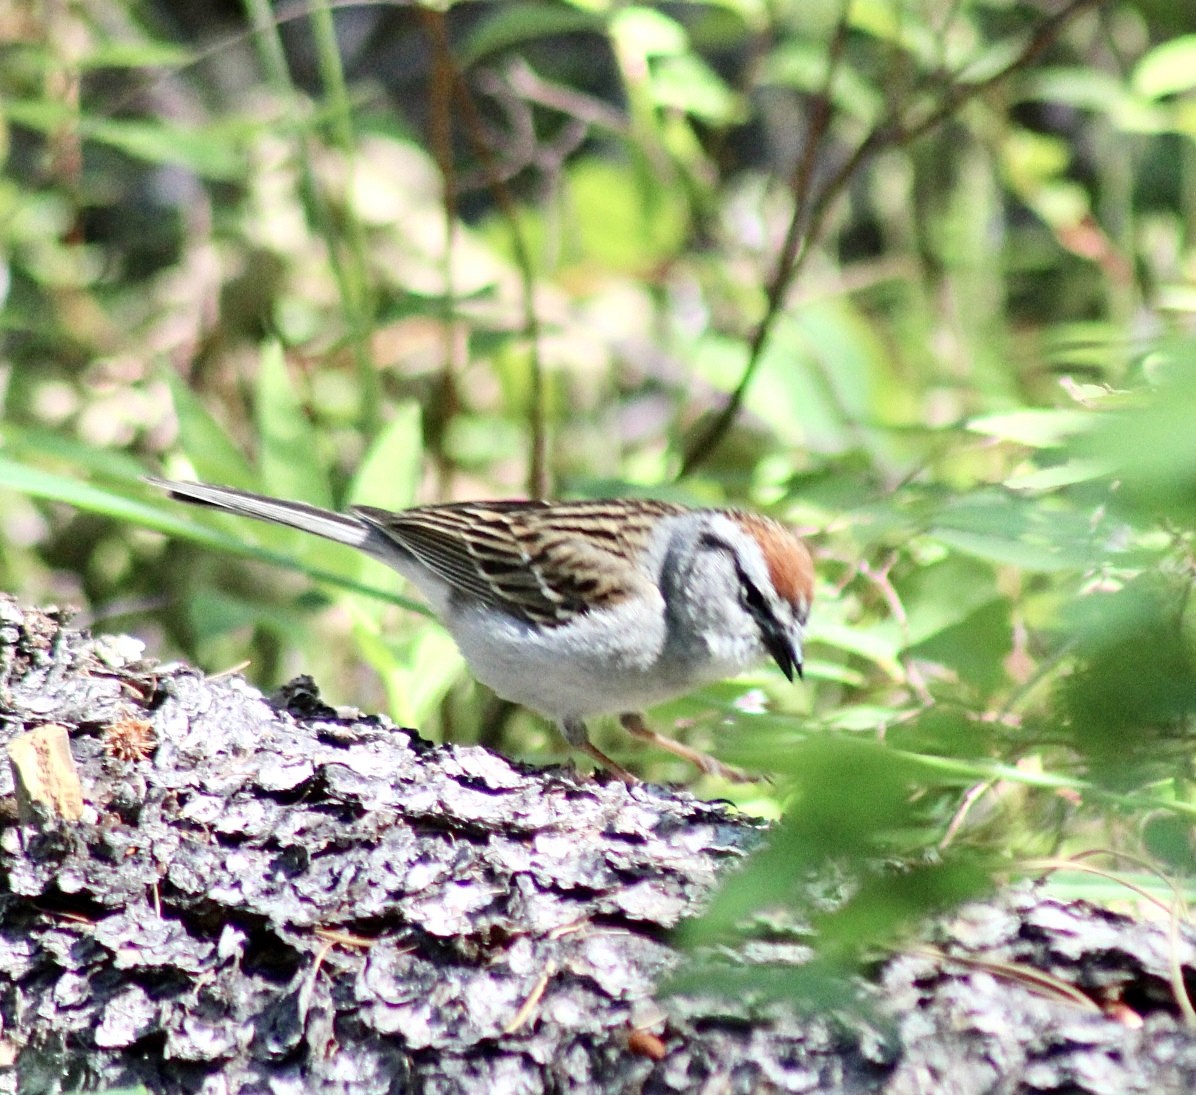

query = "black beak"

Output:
[[737, 568, 805, 684], [760, 620, 803, 683]]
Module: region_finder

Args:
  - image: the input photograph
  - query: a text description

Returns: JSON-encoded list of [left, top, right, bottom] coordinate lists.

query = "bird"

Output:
[[146, 478, 814, 782]]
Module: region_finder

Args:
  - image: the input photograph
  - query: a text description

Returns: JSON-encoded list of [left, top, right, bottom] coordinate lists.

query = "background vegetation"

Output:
[[4, 0, 1196, 1004]]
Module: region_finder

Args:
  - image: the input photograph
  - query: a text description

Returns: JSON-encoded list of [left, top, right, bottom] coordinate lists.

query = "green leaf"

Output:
[[664, 956, 862, 1013], [565, 159, 687, 270], [1021, 66, 1164, 133], [966, 409, 1091, 448], [910, 599, 1012, 696], [0, 457, 211, 533], [892, 555, 1001, 648], [164, 371, 255, 489], [1142, 812, 1196, 875], [883, 707, 992, 760], [356, 619, 464, 727], [0, 423, 146, 482], [810, 620, 904, 679], [1039, 868, 1196, 907], [739, 304, 912, 462], [459, 4, 605, 66], [761, 41, 882, 124], [64, 1087, 153, 1095], [1075, 341, 1196, 524], [920, 490, 1103, 572], [2, 98, 74, 133], [2, 84, 255, 177], [186, 587, 317, 647], [610, 7, 687, 57], [83, 116, 243, 179], [1005, 458, 1112, 491], [1022, 66, 1132, 115], [1133, 35, 1196, 100], [929, 527, 1077, 572], [651, 55, 742, 124], [678, 736, 949, 947], [0, 457, 429, 616], [255, 341, 332, 508], [349, 402, 423, 510], [81, 41, 193, 69], [812, 857, 994, 955]]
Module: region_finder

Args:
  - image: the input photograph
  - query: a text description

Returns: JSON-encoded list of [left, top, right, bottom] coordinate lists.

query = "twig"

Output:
[[425, 13, 463, 497], [1026, 850, 1196, 1029], [909, 943, 1102, 1013], [938, 779, 994, 850], [858, 551, 933, 705], [680, 0, 850, 476], [503, 962, 555, 1035], [417, 10, 549, 499], [679, 0, 1105, 476], [502, 59, 629, 137]]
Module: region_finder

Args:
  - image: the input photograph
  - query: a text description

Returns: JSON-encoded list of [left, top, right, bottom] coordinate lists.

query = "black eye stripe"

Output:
[[698, 531, 731, 553], [697, 531, 799, 680], [737, 562, 800, 683], [739, 569, 770, 615], [699, 533, 774, 615]]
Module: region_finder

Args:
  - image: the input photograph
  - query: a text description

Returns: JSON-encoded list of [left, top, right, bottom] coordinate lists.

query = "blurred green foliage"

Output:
[[3, 0, 1196, 1003]]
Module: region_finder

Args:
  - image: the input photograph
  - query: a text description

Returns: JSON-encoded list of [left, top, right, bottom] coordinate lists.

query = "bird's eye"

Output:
[[697, 532, 774, 621], [739, 573, 769, 617]]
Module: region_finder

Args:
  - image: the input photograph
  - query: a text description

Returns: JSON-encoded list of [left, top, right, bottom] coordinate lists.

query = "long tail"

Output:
[[145, 477, 375, 551]]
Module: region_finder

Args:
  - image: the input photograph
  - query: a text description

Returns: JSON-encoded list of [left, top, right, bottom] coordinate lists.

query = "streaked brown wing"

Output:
[[352, 499, 686, 627]]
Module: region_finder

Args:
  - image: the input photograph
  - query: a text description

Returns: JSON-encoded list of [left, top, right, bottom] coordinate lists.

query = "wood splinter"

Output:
[[6, 724, 85, 826]]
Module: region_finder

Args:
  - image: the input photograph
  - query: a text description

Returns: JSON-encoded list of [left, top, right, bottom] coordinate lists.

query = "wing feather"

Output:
[[351, 499, 684, 626]]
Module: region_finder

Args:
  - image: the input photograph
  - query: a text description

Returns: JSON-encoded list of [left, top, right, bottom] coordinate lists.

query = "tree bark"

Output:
[[1, 596, 1194, 1093]]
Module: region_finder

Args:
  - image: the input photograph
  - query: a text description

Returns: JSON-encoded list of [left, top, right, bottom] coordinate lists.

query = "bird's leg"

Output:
[[561, 716, 638, 784], [618, 712, 753, 783]]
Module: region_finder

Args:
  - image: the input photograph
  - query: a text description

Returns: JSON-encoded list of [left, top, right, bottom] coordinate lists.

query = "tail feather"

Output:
[[145, 477, 374, 551]]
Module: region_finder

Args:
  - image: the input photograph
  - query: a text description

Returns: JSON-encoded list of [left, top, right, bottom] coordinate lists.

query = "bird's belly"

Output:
[[447, 604, 686, 719]]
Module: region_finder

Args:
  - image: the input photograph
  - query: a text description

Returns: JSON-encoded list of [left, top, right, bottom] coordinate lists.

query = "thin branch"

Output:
[[425, 12, 463, 498], [240, 0, 380, 439], [679, 0, 851, 476], [502, 59, 629, 138], [418, 10, 549, 499], [1027, 849, 1196, 1029], [908, 944, 1102, 1013], [679, 0, 1106, 478]]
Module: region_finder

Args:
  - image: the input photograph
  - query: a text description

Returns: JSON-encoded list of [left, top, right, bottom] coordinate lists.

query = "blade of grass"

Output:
[[890, 748, 1196, 820], [0, 458, 430, 617], [240, 0, 379, 436]]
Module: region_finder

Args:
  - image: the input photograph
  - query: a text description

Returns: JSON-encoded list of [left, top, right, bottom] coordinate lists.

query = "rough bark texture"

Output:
[[1, 596, 1195, 1093]]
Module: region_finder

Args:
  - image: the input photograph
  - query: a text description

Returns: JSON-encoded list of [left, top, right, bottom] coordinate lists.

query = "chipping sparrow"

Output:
[[147, 478, 813, 782]]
